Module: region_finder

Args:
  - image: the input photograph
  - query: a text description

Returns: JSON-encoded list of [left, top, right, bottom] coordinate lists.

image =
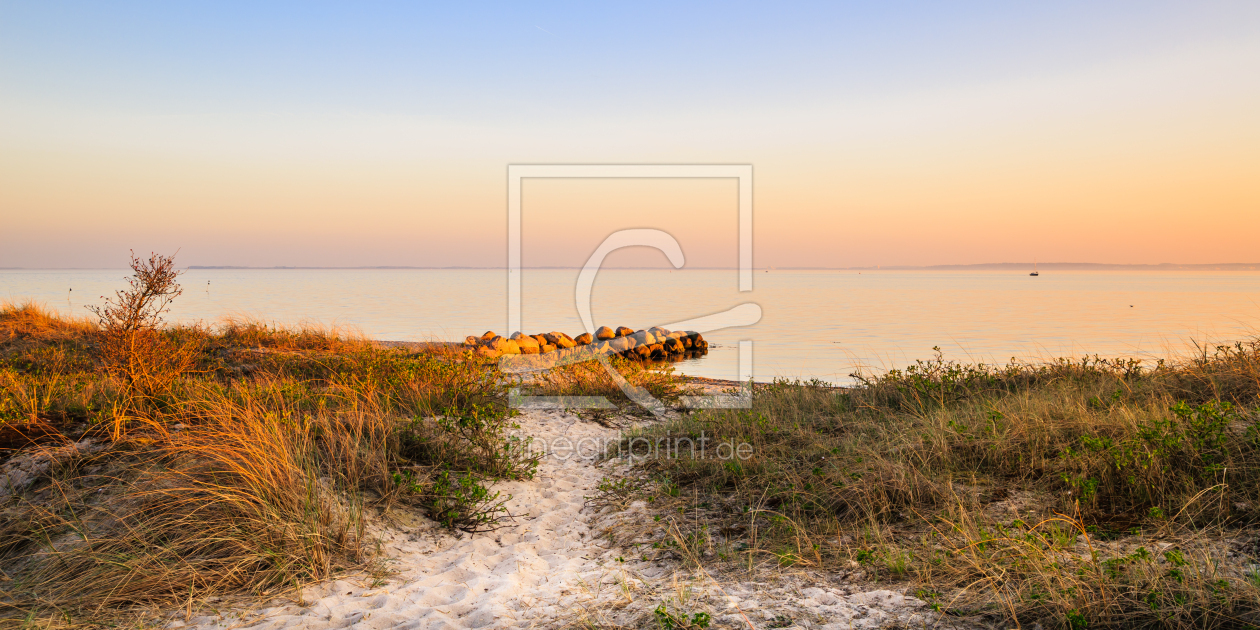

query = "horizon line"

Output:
[[4, 262, 1260, 271]]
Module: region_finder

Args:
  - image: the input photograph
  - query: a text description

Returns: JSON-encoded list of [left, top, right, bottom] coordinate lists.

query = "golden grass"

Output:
[[0, 302, 527, 626], [0, 385, 396, 625], [214, 316, 370, 353], [616, 342, 1260, 628], [520, 355, 699, 412], [0, 302, 95, 346]]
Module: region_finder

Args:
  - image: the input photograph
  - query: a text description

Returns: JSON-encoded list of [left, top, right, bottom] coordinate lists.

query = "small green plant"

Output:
[[883, 547, 912, 576], [653, 605, 711, 629], [1065, 608, 1089, 629], [399, 403, 541, 481], [915, 589, 943, 612], [424, 468, 511, 533]]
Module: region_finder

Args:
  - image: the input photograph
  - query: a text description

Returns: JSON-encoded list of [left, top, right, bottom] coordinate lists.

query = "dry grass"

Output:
[[0, 290, 531, 625], [520, 355, 699, 412], [0, 404, 385, 624], [615, 343, 1260, 628], [0, 302, 95, 345], [214, 317, 370, 353]]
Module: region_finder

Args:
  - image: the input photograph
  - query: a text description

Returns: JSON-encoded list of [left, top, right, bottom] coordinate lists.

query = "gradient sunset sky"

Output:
[[2, 2, 1258, 269]]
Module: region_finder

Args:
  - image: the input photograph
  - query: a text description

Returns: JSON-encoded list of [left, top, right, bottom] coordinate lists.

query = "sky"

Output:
[[2, 1, 1259, 269]]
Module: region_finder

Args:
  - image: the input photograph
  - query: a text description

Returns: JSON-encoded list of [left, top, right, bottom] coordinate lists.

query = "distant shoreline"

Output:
[[4, 263, 1258, 271], [173, 263, 1260, 271], [180, 263, 1258, 271]]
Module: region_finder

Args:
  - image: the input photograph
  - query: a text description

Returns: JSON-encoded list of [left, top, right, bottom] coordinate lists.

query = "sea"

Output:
[[3, 268, 1258, 384]]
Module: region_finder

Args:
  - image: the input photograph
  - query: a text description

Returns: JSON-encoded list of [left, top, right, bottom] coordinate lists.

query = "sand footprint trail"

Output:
[[180, 410, 965, 630], [182, 410, 622, 630]]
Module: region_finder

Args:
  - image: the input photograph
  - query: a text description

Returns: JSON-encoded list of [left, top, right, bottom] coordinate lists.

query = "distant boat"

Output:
[[1030, 261, 1039, 277]]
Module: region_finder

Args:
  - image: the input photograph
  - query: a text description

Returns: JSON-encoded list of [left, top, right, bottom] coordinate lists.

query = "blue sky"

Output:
[[2, 1, 1259, 267], [7, 2, 1253, 117]]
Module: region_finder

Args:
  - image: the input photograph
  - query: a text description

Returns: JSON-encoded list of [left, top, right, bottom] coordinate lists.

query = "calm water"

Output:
[[4, 269, 1259, 384]]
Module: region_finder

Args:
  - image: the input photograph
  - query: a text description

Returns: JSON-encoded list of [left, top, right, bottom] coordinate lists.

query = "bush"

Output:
[[88, 251, 201, 425], [398, 403, 540, 481], [422, 469, 511, 532]]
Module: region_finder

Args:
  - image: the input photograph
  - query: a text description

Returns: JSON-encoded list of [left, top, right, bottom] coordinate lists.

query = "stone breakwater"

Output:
[[464, 325, 708, 362]]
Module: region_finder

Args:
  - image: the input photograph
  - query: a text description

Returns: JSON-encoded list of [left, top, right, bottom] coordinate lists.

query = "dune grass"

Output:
[[520, 353, 699, 412], [5, 254, 1258, 629], [615, 345, 1260, 629], [0, 293, 535, 625]]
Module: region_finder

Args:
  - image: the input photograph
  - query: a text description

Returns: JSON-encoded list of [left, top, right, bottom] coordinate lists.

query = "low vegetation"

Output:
[[614, 346, 1260, 628], [4, 251, 1258, 629], [0, 253, 537, 625]]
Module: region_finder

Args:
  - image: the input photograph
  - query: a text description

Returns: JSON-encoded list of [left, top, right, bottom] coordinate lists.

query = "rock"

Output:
[[460, 325, 700, 363], [483, 335, 514, 353], [513, 334, 540, 354], [609, 337, 634, 352], [544, 332, 576, 349], [556, 337, 576, 349]]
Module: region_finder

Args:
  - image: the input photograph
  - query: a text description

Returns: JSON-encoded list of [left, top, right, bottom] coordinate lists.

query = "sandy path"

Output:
[[179, 410, 620, 630], [177, 411, 966, 630]]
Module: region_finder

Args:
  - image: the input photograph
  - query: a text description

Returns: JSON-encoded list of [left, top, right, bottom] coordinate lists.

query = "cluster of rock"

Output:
[[464, 325, 708, 361]]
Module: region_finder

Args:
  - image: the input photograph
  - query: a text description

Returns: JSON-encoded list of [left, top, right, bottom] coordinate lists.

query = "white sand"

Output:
[[0, 439, 102, 502], [175, 411, 974, 629]]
